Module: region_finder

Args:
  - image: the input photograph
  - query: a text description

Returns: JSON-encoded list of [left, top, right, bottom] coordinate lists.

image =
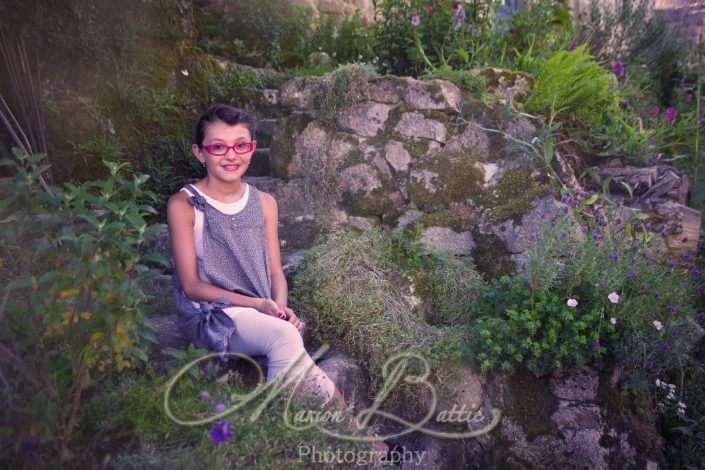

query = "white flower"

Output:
[[655, 378, 663, 388], [653, 320, 663, 331], [567, 298, 578, 308], [181, 69, 189, 76], [608, 292, 620, 303], [610, 317, 617, 325]]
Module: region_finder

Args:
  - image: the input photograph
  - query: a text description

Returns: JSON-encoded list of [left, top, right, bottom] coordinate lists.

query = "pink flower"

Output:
[[411, 15, 420, 27], [567, 298, 578, 308], [650, 105, 660, 116], [653, 320, 663, 331], [608, 292, 620, 303], [612, 61, 625, 77], [610, 317, 617, 325], [361, 15, 368, 27], [567, 41, 578, 51], [665, 107, 677, 125]]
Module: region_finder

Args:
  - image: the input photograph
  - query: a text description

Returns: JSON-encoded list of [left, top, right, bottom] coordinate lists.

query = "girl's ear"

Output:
[[192, 144, 204, 164]]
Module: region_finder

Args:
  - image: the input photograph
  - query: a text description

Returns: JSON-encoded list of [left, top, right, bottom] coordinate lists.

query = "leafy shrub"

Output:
[[472, 274, 606, 374], [488, 0, 573, 69], [372, 0, 489, 75], [0, 152, 166, 459], [525, 44, 615, 123], [469, 195, 701, 379]]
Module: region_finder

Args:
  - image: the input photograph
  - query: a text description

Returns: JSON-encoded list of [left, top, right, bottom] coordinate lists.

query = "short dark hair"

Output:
[[194, 104, 257, 148]]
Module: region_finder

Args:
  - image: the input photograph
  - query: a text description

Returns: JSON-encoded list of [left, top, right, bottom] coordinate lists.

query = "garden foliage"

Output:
[[0, 152, 165, 455]]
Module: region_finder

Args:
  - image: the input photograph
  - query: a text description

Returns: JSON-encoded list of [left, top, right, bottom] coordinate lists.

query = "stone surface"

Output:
[[394, 112, 447, 143], [339, 163, 382, 195], [403, 79, 463, 112], [419, 226, 475, 255], [335, 101, 392, 137], [550, 366, 599, 402], [280, 77, 315, 110], [149, 313, 190, 373], [307, 51, 331, 65], [445, 122, 491, 160], [317, 354, 370, 407], [368, 77, 404, 104], [384, 140, 412, 173]]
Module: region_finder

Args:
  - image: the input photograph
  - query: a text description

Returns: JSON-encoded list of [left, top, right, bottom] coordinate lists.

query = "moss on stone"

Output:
[[506, 369, 559, 441], [269, 114, 312, 181], [408, 150, 485, 212], [479, 68, 534, 90], [486, 167, 551, 223], [471, 232, 515, 280], [409, 207, 474, 233]]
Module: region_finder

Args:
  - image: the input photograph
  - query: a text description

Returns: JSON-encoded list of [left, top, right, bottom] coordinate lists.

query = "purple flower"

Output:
[[667, 261, 675, 269], [685, 93, 693, 103], [647, 360, 654, 369], [666, 305, 677, 314], [555, 279, 562, 286], [641, 283, 649, 291], [627, 272, 639, 280], [199, 390, 212, 401], [650, 105, 660, 116], [210, 419, 233, 443], [214, 400, 225, 413], [568, 40, 578, 51], [452, 6, 466, 29], [673, 329, 679, 337], [665, 107, 677, 125], [645, 260, 652, 267], [529, 231, 539, 241], [581, 226, 588, 233], [567, 250, 574, 257], [593, 232, 601, 241], [593, 340, 601, 350], [607, 253, 620, 261], [612, 61, 625, 77], [595, 282, 606, 288], [411, 15, 420, 27], [662, 342, 670, 352], [697, 312, 705, 321]]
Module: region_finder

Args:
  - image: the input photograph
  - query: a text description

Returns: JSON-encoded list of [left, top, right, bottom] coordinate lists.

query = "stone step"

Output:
[[245, 148, 272, 177], [256, 118, 278, 148]]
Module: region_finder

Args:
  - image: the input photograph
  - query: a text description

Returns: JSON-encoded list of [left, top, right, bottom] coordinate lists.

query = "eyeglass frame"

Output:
[[201, 141, 257, 156]]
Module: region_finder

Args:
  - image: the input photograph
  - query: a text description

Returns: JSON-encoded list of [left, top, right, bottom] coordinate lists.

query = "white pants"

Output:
[[224, 307, 335, 403]]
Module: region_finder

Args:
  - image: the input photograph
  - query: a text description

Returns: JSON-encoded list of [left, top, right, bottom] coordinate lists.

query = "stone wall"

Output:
[[257, 69, 552, 278]]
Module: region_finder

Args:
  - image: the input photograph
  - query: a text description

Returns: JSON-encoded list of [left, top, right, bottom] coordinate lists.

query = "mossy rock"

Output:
[[471, 232, 516, 280], [269, 113, 312, 181], [408, 150, 485, 212]]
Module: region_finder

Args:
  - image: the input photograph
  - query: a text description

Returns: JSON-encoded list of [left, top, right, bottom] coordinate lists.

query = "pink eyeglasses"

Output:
[[202, 142, 256, 156]]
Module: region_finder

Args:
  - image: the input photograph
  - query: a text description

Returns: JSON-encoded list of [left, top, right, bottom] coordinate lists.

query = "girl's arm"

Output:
[[167, 191, 263, 310], [260, 191, 288, 309]]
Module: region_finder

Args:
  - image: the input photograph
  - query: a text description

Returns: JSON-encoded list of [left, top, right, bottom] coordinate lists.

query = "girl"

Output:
[[167, 104, 341, 404]]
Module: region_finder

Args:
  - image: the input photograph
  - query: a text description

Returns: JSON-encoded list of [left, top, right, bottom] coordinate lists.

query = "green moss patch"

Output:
[[269, 114, 312, 180], [408, 150, 485, 212], [471, 232, 516, 280]]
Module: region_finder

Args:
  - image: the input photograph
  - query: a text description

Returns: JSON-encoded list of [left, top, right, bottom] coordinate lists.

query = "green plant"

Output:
[[312, 63, 377, 123], [0, 152, 166, 459], [471, 195, 700, 377], [421, 66, 487, 97], [291, 228, 465, 402], [525, 44, 615, 123]]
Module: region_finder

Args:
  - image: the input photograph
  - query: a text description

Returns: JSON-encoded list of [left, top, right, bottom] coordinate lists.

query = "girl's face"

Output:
[[192, 120, 256, 183]]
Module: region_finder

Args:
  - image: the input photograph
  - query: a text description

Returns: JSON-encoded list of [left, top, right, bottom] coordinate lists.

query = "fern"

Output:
[[525, 44, 614, 124]]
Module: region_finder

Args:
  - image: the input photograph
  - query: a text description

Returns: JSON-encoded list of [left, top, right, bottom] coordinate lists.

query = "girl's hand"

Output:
[[282, 307, 304, 334], [256, 299, 288, 320]]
